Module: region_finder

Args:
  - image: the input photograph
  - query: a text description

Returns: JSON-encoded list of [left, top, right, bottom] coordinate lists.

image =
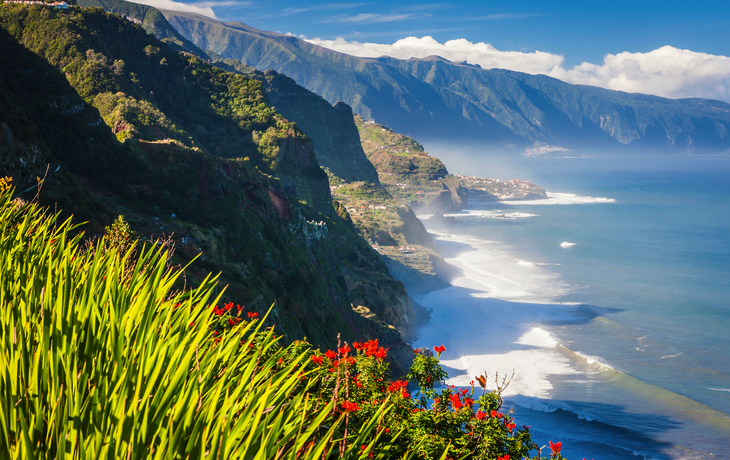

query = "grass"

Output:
[[0, 186, 391, 459]]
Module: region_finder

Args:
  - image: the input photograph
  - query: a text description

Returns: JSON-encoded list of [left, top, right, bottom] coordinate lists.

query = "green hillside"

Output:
[[0, 4, 416, 367], [162, 10, 730, 155], [354, 116, 546, 214]]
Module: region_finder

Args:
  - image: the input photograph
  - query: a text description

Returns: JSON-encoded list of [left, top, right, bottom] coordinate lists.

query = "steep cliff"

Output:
[[0, 5, 415, 370]]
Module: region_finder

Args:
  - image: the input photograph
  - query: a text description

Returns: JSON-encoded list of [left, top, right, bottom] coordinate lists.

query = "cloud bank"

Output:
[[305, 36, 730, 101], [305, 36, 564, 75], [548, 46, 730, 101]]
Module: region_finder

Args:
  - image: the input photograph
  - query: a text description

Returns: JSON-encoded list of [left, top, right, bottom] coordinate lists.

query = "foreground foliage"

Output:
[[0, 188, 379, 459], [0, 188, 566, 459]]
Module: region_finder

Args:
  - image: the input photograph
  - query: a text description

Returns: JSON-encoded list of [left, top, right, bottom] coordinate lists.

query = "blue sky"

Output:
[[135, 0, 730, 101]]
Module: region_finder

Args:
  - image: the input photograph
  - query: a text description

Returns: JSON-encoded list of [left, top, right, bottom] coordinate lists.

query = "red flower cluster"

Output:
[[450, 393, 462, 410], [496, 456, 510, 460], [325, 350, 337, 360], [549, 441, 562, 457], [247, 311, 258, 320], [387, 380, 408, 392], [475, 410, 486, 420], [433, 345, 445, 354], [311, 355, 323, 365], [339, 345, 351, 356], [503, 419, 516, 432], [356, 339, 388, 360], [342, 401, 359, 412]]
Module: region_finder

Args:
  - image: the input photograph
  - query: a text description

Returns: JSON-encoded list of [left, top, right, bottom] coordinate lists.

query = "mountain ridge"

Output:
[[161, 10, 730, 155]]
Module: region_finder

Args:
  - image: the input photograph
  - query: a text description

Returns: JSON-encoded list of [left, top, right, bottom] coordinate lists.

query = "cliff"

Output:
[[0, 4, 415, 370]]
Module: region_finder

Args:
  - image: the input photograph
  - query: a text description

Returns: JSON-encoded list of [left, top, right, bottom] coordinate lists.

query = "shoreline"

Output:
[[399, 198, 730, 460]]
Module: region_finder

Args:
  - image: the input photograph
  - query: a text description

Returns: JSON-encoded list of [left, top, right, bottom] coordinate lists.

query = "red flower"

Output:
[[312, 356, 323, 365], [247, 312, 259, 320], [387, 380, 408, 392], [236, 304, 243, 314], [228, 319, 236, 326], [401, 387, 410, 399], [450, 393, 462, 410], [360, 445, 373, 459], [549, 441, 562, 456], [475, 410, 486, 420], [325, 350, 337, 360], [496, 456, 510, 460], [433, 344, 445, 354], [342, 401, 359, 412], [224, 302, 233, 311], [352, 341, 361, 350], [339, 345, 351, 356], [277, 358, 283, 365], [491, 410, 501, 418], [374, 347, 387, 360]]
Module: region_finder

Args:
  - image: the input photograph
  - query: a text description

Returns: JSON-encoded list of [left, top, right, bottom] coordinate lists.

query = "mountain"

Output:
[[161, 10, 730, 155], [0, 4, 417, 369], [80, 0, 381, 184], [77, 0, 210, 59]]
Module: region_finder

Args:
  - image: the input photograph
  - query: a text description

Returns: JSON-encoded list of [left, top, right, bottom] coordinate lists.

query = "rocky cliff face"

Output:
[[0, 5, 416, 371], [259, 70, 381, 186]]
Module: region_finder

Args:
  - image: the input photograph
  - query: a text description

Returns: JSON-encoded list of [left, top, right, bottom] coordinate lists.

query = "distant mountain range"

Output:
[[161, 10, 730, 155]]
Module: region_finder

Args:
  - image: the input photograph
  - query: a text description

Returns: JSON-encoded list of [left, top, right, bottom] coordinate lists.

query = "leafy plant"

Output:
[[0, 188, 381, 459]]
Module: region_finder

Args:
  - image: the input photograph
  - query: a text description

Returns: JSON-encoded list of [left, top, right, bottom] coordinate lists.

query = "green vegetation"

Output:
[[354, 115, 460, 213], [77, 0, 210, 58], [354, 116, 546, 214], [0, 187, 372, 459], [0, 5, 416, 364], [0, 189, 567, 459]]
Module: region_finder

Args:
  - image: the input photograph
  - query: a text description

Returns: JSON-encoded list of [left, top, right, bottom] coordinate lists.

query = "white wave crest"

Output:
[[501, 192, 616, 205], [560, 242, 577, 248]]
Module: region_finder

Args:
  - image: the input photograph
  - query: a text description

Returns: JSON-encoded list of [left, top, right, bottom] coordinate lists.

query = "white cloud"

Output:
[[304, 36, 564, 75], [305, 37, 730, 101], [547, 46, 730, 101], [126, 0, 219, 18]]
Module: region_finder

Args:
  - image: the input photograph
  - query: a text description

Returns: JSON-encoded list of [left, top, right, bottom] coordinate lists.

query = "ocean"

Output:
[[410, 155, 730, 460]]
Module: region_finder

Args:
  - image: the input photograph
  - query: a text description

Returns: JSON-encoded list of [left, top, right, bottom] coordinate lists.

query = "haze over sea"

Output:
[[410, 153, 730, 460]]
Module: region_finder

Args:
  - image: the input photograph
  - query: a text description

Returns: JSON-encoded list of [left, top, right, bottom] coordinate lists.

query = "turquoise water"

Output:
[[415, 155, 730, 459]]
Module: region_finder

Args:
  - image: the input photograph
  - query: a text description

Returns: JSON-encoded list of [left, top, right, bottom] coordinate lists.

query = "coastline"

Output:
[[397, 196, 730, 460]]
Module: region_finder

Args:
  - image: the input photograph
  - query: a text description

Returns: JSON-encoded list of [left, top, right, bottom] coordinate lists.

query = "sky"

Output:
[[129, 0, 730, 102]]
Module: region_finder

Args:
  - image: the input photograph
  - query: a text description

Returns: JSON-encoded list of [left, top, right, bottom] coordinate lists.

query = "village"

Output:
[[453, 174, 547, 200]]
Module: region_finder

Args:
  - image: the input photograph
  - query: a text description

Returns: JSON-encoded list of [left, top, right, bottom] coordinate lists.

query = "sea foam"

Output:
[[501, 192, 616, 205], [413, 232, 584, 400]]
